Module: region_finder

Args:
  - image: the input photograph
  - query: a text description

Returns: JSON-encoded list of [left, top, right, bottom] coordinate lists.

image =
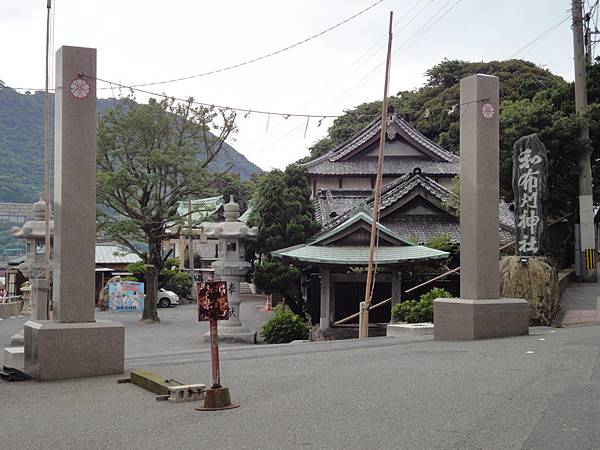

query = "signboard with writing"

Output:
[[512, 134, 548, 256], [108, 281, 144, 312], [197, 281, 230, 321]]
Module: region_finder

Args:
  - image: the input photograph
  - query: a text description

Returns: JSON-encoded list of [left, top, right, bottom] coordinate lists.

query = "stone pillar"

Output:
[[320, 268, 330, 329], [52, 46, 97, 323], [23, 46, 124, 380], [433, 74, 529, 340]]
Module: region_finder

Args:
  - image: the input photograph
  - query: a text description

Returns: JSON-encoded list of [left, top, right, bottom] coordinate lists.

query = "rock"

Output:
[[499, 256, 559, 325]]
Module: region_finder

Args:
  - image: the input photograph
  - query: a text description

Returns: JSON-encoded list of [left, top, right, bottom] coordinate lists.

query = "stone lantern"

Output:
[[8, 196, 53, 345], [203, 196, 258, 343], [11, 197, 53, 280]]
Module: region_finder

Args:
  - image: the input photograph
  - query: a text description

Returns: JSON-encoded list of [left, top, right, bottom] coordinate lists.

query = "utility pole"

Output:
[[43, 0, 52, 319], [572, 0, 597, 282], [359, 11, 393, 339]]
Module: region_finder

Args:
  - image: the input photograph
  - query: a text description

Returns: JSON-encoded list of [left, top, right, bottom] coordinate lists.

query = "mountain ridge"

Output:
[[0, 87, 262, 203]]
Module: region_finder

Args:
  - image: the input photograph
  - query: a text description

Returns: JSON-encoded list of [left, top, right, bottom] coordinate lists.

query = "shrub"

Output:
[[391, 287, 452, 323], [261, 305, 310, 344], [164, 271, 192, 299]]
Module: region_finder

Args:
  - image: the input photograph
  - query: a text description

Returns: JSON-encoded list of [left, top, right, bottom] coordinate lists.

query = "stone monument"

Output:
[[203, 196, 258, 343], [433, 74, 529, 340], [23, 46, 124, 380], [512, 134, 548, 256]]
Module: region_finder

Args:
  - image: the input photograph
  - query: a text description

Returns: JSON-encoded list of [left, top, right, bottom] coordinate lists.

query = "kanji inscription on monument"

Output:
[[512, 134, 548, 256]]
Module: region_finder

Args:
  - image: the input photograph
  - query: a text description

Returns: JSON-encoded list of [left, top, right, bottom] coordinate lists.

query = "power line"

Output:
[[509, 15, 571, 58], [124, 0, 385, 89]]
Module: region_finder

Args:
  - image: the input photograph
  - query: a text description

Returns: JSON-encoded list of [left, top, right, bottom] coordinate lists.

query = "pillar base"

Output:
[[433, 298, 529, 340], [196, 387, 240, 411], [24, 320, 124, 381]]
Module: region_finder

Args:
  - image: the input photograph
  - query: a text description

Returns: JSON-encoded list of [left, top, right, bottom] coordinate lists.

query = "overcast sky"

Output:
[[1, 0, 577, 171]]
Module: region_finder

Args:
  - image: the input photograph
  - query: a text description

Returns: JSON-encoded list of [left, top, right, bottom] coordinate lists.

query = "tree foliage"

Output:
[[97, 97, 236, 321], [250, 164, 320, 312]]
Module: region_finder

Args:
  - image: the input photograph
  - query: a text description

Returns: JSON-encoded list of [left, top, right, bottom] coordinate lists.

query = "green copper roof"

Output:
[[272, 244, 448, 265]]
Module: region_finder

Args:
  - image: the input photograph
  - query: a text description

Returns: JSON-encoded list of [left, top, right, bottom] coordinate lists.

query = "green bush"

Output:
[[391, 287, 452, 323], [261, 305, 310, 344], [164, 271, 193, 300]]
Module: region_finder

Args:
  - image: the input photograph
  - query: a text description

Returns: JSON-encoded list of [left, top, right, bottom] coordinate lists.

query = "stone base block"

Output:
[[0, 301, 23, 318], [387, 323, 434, 337], [203, 329, 257, 344], [433, 298, 529, 340], [3, 346, 24, 370], [24, 320, 124, 381]]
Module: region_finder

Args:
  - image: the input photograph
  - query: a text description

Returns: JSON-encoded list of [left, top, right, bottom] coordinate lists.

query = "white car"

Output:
[[157, 288, 179, 308]]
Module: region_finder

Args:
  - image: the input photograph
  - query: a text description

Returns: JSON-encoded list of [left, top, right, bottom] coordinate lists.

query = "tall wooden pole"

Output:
[[43, 0, 52, 318], [188, 195, 198, 301], [572, 0, 597, 282], [359, 11, 393, 339]]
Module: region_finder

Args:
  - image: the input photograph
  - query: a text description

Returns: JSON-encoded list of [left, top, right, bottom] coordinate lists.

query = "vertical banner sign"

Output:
[[198, 281, 229, 388], [512, 134, 548, 256]]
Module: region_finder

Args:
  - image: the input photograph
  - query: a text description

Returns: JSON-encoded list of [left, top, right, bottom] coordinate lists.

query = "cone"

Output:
[[196, 386, 240, 411]]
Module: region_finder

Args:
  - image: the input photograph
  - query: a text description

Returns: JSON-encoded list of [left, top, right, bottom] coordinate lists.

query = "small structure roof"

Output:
[[177, 195, 224, 225], [272, 208, 448, 266], [272, 244, 449, 266], [95, 244, 141, 265]]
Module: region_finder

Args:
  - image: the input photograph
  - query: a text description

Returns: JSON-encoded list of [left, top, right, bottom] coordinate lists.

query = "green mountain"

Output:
[[0, 86, 262, 203]]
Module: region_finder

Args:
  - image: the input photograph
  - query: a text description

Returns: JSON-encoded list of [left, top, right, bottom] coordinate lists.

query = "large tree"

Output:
[[250, 164, 320, 313], [96, 97, 236, 321]]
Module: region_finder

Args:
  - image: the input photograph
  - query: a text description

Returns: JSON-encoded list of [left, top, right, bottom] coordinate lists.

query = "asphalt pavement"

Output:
[[1, 318, 600, 449]]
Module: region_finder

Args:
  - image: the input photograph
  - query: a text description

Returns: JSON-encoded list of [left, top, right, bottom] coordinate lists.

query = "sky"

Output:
[[0, 0, 580, 172]]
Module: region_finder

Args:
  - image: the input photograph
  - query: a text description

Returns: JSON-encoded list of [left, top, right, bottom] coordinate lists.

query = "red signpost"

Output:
[[196, 281, 239, 411]]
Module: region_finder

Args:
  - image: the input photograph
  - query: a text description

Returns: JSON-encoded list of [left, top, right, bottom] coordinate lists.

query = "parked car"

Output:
[[157, 288, 179, 308]]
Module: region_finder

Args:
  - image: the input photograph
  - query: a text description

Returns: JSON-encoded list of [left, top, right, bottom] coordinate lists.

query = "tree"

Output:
[[97, 97, 236, 321], [249, 164, 320, 313]]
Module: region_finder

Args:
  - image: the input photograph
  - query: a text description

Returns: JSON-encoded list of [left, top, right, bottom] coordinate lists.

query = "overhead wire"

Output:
[[243, 0, 427, 153], [121, 0, 385, 89], [509, 14, 571, 58]]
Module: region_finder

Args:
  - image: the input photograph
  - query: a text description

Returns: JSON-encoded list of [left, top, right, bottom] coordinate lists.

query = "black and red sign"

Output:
[[197, 281, 230, 322]]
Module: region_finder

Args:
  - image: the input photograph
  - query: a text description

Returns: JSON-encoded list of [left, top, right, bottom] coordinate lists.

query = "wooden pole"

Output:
[[43, 0, 52, 319], [359, 11, 393, 339], [188, 195, 198, 301]]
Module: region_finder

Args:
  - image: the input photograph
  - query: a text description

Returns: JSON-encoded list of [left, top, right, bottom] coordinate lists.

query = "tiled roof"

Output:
[[304, 158, 460, 176], [328, 115, 458, 163], [313, 173, 515, 244], [313, 189, 371, 224], [302, 114, 459, 176], [383, 218, 514, 245], [272, 244, 449, 266]]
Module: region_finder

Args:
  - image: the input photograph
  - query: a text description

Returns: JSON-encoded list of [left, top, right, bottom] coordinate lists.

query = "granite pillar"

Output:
[[24, 46, 124, 380], [434, 74, 529, 340]]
